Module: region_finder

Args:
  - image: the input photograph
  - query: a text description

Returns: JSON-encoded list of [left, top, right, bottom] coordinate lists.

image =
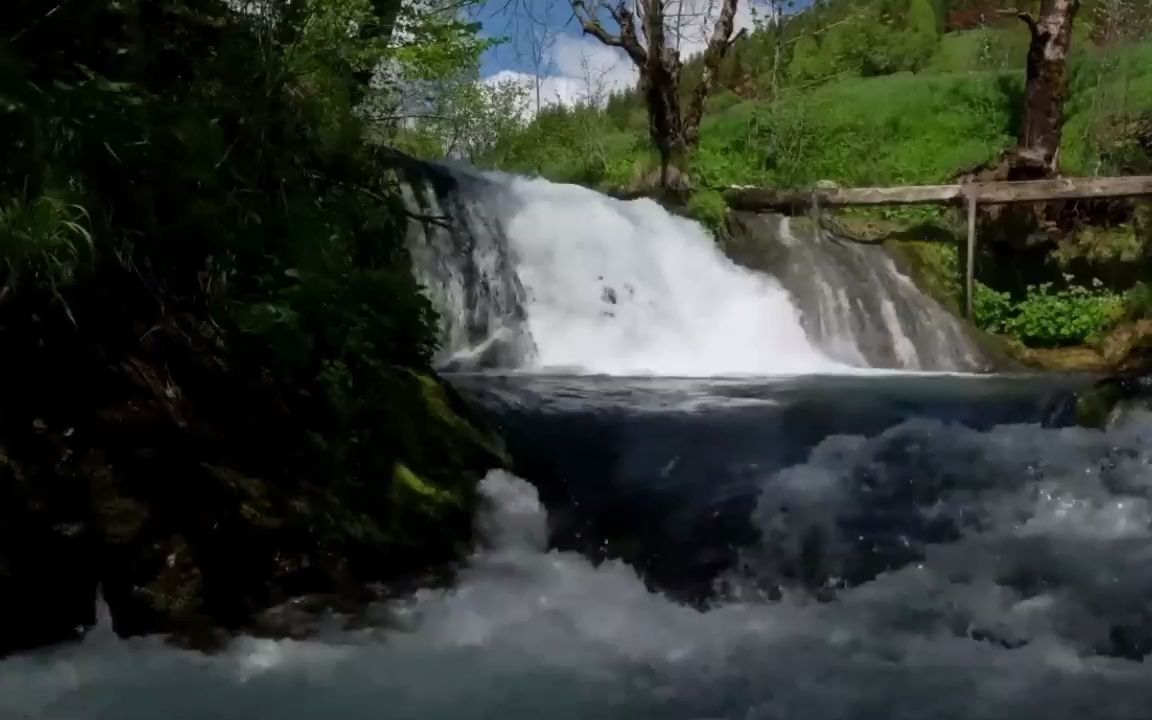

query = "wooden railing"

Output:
[[724, 176, 1152, 320]]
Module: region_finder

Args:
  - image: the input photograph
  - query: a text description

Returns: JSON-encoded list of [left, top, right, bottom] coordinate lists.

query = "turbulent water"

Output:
[[8, 376, 1152, 720], [7, 170, 1152, 718], [403, 162, 989, 374]]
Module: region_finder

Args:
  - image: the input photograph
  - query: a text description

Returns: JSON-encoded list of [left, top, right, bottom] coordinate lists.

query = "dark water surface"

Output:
[[7, 372, 1152, 720], [452, 372, 1090, 600]]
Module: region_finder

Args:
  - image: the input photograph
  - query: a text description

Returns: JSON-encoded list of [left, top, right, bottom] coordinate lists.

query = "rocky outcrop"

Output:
[[1098, 319, 1152, 374], [1009, 320, 1152, 375], [1075, 375, 1152, 428]]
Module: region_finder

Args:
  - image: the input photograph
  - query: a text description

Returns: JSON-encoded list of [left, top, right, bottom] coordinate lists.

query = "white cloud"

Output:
[[483, 69, 589, 112], [483, 35, 638, 115], [484, 0, 772, 114]]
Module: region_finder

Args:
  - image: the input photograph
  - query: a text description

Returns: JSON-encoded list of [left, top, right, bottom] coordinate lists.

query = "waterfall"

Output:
[[401, 158, 988, 374], [726, 212, 991, 371], [403, 166, 841, 375]]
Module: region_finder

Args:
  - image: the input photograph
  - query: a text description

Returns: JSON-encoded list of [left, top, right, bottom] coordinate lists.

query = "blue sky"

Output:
[[476, 1, 580, 77], [470, 1, 777, 107]]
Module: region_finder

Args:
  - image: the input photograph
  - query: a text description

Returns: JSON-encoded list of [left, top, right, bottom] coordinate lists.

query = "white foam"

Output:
[[6, 422, 1152, 720], [478, 176, 845, 376]]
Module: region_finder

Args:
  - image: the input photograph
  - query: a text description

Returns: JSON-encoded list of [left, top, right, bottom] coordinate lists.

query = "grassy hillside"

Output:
[[483, 37, 1152, 192], [478, 8, 1152, 355]]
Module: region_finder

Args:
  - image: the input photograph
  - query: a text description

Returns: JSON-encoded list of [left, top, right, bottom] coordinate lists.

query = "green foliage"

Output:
[[928, 29, 1028, 72], [694, 71, 1015, 189], [1124, 281, 1152, 319], [386, 77, 529, 161], [0, 195, 93, 298], [975, 281, 1126, 346], [904, 0, 943, 71], [686, 190, 730, 233], [973, 283, 1016, 334], [789, 35, 830, 83], [482, 101, 640, 187], [0, 0, 502, 630], [1062, 40, 1152, 175]]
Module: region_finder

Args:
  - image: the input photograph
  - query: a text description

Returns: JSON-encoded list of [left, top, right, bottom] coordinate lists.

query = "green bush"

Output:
[[927, 29, 1027, 73], [685, 190, 729, 233], [976, 281, 1125, 347], [973, 283, 1015, 334], [1124, 281, 1152, 320]]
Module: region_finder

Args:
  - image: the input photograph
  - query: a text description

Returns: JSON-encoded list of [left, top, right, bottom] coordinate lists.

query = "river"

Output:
[[4, 169, 1152, 718]]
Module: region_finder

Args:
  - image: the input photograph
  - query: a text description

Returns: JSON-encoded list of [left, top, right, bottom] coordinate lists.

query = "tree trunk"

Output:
[[1013, 0, 1081, 172], [965, 0, 1082, 249], [639, 0, 685, 187], [681, 0, 740, 148], [570, 0, 740, 189]]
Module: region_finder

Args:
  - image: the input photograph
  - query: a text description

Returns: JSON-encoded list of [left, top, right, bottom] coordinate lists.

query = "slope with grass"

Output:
[[481, 20, 1152, 361]]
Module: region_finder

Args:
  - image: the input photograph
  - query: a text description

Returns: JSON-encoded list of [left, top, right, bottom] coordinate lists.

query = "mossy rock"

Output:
[[1075, 376, 1152, 429], [885, 239, 962, 313], [1098, 319, 1152, 374], [1009, 345, 1110, 373]]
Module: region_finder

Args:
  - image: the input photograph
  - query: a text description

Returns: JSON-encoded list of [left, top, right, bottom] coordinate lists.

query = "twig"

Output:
[[9, 2, 65, 42]]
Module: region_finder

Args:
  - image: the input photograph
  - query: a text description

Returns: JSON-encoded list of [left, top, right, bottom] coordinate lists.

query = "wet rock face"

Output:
[[723, 212, 994, 371], [1100, 319, 1152, 374], [395, 155, 535, 369], [1076, 375, 1152, 429], [0, 440, 101, 653]]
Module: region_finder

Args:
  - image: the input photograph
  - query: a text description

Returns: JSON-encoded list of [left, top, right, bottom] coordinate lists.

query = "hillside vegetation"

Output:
[[0, 0, 503, 653], [479, 0, 1152, 355]]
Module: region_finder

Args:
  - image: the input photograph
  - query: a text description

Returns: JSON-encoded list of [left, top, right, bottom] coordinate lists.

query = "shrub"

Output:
[[1124, 281, 1152, 320], [977, 281, 1125, 347], [686, 190, 730, 234], [973, 282, 1014, 334]]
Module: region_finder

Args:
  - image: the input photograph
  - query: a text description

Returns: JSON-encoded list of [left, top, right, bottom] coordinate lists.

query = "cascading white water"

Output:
[[489, 176, 843, 376], [725, 213, 990, 371], [403, 165, 846, 376]]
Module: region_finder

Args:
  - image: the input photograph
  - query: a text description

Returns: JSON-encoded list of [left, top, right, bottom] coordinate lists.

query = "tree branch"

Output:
[[569, 1, 647, 67], [728, 27, 748, 48], [999, 9, 1040, 37], [683, 0, 740, 146]]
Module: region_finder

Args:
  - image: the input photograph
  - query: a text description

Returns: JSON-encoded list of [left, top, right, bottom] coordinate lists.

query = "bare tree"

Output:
[[1004, 0, 1082, 174], [757, 0, 792, 99], [569, 0, 743, 188]]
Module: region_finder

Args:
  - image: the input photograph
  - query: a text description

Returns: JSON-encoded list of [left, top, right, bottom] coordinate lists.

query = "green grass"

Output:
[[485, 35, 1152, 195], [926, 29, 1029, 73], [692, 70, 1016, 189], [1063, 40, 1152, 174]]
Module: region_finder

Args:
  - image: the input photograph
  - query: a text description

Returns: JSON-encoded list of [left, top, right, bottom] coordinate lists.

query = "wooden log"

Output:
[[725, 184, 962, 212], [724, 176, 1152, 212]]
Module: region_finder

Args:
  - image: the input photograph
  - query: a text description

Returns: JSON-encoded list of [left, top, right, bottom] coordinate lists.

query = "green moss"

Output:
[[1054, 225, 1148, 266], [409, 370, 509, 469], [393, 462, 455, 505], [685, 190, 730, 234], [886, 239, 962, 311]]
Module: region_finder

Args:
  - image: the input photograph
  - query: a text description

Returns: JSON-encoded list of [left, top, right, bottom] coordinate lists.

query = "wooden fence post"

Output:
[[965, 191, 978, 321]]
